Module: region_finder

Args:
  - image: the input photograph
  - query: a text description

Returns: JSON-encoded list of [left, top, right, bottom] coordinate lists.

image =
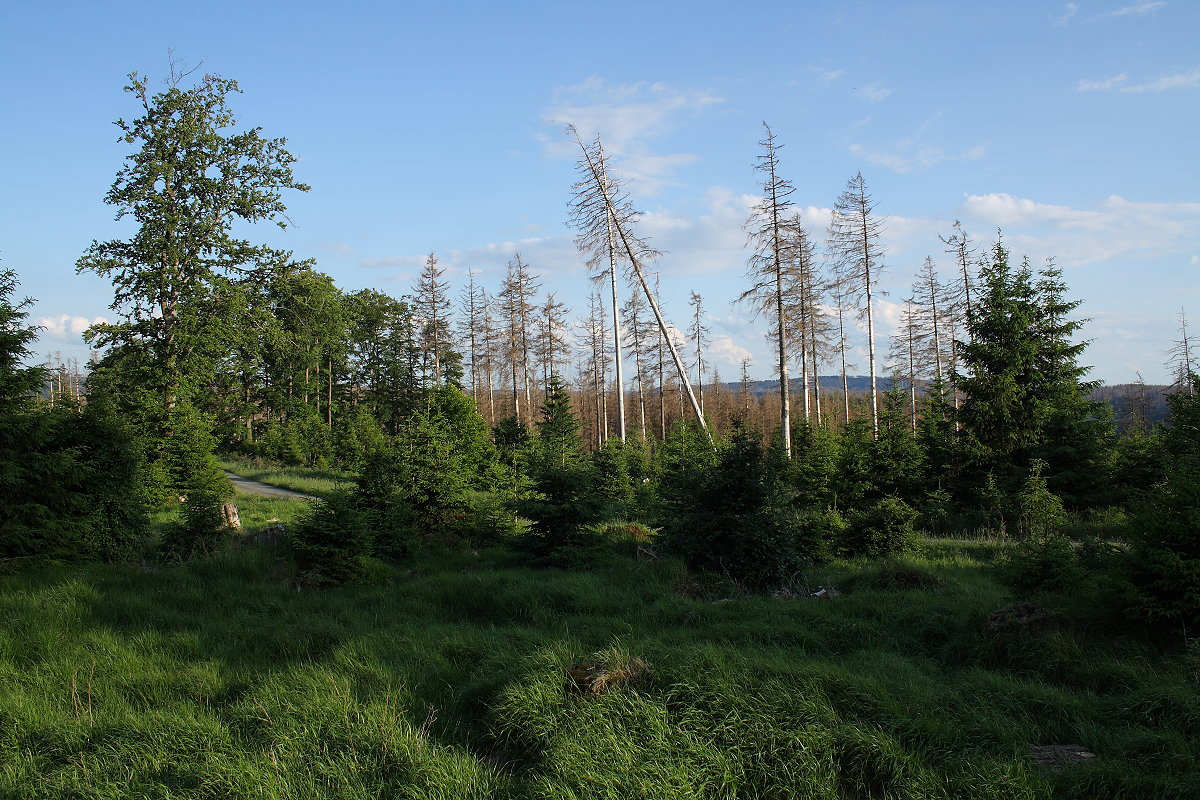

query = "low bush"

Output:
[[999, 532, 1084, 594], [290, 492, 374, 586], [662, 428, 821, 587], [1125, 455, 1200, 630], [838, 497, 918, 559]]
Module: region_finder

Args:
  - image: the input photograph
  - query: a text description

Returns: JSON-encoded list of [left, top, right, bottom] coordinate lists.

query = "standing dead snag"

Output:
[[689, 291, 710, 416], [567, 124, 711, 443], [741, 123, 799, 456], [829, 172, 887, 438]]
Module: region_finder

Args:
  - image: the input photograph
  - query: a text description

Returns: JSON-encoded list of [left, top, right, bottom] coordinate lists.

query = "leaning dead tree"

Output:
[[567, 124, 711, 442], [569, 131, 628, 442]]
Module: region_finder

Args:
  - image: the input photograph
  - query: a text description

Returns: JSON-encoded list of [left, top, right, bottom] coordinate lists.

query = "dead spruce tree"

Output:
[[740, 122, 799, 457], [779, 212, 829, 425], [536, 291, 571, 388], [414, 252, 455, 386], [457, 269, 484, 403], [829, 172, 887, 438], [498, 254, 540, 423], [567, 125, 710, 442], [621, 289, 653, 437], [688, 290, 710, 416], [569, 131, 629, 442]]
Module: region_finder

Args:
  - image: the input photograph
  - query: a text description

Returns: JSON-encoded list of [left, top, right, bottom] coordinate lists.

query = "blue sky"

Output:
[[2, 0, 1197, 384]]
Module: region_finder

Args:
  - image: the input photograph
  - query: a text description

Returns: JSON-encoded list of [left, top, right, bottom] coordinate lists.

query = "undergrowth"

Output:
[[0, 536, 1196, 798]]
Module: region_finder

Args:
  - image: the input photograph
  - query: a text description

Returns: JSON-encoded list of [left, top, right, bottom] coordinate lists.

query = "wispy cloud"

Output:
[[36, 314, 108, 340], [1077, 73, 1130, 91], [1104, 1, 1166, 17], [1055, 2, 1080, 25], [846, 113, 987, 173], [855, 83, 893, 102], [848, 135, 986, 173], [1077, 68, 1200, 92], [817, 68, 845, 85], [542, 78, 723, 196]]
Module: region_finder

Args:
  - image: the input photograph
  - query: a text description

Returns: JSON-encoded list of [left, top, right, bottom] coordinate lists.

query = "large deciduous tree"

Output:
[[77, 68, 310, 418], [77, 67, 308, 513]]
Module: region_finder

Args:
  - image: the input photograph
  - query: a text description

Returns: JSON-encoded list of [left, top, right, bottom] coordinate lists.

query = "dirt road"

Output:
[[223, 471, 316, 501]]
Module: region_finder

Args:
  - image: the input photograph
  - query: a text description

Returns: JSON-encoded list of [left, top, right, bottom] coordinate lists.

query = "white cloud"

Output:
[[1104, 1, 1166, 17], [1055, 2, 1080, 25], [961, 193, 1101, 228], [961, 192, 1200, 267], [36, 314, 108, 341], [848, 141, 986, 174], [875, 298, 905, 331], [856, 83, 893, 102], [818, 68, 845, 85], [1077, 68, 1200, 92], [542, 78, 723, 196], [707, 335, 754, 371]]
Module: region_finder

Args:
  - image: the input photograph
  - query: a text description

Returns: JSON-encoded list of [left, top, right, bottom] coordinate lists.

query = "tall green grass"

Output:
[[1, 539, 1196, 798]]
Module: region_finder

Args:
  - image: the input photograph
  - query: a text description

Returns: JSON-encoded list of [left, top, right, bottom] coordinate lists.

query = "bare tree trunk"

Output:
[[601, 156, 627, 443]]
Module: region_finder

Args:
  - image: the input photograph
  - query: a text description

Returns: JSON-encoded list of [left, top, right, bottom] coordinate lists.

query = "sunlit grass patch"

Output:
[[218, 455, 354, 499]]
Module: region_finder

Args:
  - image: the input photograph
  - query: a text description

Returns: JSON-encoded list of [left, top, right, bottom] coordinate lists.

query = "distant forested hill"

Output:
[[732, 377, 1174, 431]]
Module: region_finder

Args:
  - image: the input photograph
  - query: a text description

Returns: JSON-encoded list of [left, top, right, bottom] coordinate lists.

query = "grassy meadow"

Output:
[[1, 492, 1197, 799]]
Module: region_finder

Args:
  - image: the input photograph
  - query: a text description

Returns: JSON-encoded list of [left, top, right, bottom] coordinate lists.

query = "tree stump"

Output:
[[220, 503, 242, 531]]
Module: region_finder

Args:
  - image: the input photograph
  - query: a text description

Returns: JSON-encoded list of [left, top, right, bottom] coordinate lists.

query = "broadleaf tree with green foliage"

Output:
[[76, 65, 309, 507]]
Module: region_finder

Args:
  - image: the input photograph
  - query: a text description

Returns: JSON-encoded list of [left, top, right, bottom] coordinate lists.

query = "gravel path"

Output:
[[223, 471, 316, 501]]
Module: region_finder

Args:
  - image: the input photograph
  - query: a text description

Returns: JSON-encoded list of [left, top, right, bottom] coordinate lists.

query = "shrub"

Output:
[[1125, 455, 1200, 630], [460, 492, 530, 543], [916, 488, 953, 535], [838, 497, 918, 559], [795, 506, 846, 556], [533, 521, 655, 570], [290, 492, 374, 586], [844, 558, 947, 592], [662, 427, 819, 587], [1014, 460, 1067, 539], [158, 403, 234, 561], [1000, 531, 1083, 594], [351, 447, 419, 560], [1, 395, 151, 563]]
